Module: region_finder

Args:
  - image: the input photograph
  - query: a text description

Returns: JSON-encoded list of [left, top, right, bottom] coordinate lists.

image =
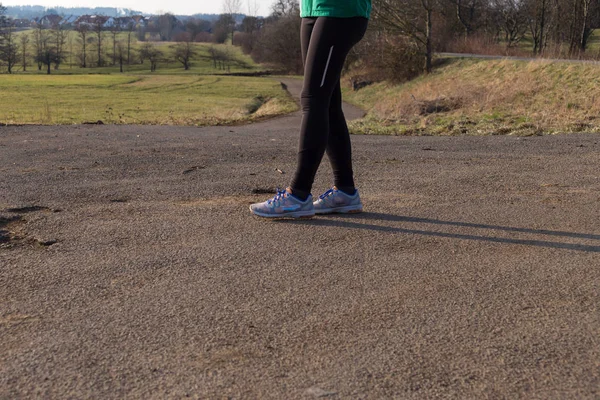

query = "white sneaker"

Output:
[[313, 187, 363, 215]]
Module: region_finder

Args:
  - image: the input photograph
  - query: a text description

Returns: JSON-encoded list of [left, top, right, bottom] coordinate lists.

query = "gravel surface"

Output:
[[1, 79, 599, 399]]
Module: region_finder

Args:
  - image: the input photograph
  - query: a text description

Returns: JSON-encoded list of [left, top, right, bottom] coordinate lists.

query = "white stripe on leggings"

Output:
[[320, 46, 334, 88]]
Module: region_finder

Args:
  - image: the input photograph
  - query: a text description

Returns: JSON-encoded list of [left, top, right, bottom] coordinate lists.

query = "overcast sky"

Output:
[[1, 0, 275, 16]]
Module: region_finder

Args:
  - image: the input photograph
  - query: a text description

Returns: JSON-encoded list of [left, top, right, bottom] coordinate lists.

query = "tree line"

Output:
[[0, 4, 244, 74], [236, 0, 600, 79], [3, 0, 600, 78]]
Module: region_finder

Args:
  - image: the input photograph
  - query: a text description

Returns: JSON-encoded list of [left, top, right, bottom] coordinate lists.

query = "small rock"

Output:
[[305, 387, 337, 398]]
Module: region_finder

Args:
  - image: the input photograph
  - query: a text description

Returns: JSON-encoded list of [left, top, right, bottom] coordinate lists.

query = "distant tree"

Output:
[[246, 0, 260, 17], [494, 0, 528, 48], [116, 40, 125, 72], [92, 17, 105, 66], [32, 23, 45, 70], [20, 32, 29, 71], [238, 15, 262, 52], [208, 45, 233, 70], [75, 24, 89, 67], [213, 14, 235, 43], [271, 0, 300, 17], [222, 0, 242, 42], [34, 28, 55, 74], [0, 19, 19, 73], [251, 0, 301, 73], [51, 23, 68, 69], [374, 0, 440, 73], [140, 42, 162, 71], [0, 3, 6, 26], [185, 18, 211, 40], [126, 21, 135, 63], [158, 13, 177, 41], [136, 24, 146, 42], [174, 36, 196, 70], [109, 20, 122, 65]]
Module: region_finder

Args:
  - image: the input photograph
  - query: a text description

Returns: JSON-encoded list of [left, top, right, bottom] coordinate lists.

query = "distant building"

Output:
[[59, 15, 79, 28], [39, 14, 63, 28]]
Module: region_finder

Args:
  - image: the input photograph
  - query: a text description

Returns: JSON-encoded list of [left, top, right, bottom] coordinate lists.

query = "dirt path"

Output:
[[1, 82, 599, 398]]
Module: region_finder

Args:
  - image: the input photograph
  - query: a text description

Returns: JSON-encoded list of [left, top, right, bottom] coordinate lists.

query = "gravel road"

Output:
[[1, 79, 599, 399]]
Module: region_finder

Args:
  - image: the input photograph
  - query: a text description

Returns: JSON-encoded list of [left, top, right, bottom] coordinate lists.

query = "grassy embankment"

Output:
[[344, 58, 600, 136], [0, 42, 296, 125]]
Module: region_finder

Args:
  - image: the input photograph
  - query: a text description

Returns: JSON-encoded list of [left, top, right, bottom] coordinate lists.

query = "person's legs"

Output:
[[290, 17, 368, 201], [327, 81, 355, 194]]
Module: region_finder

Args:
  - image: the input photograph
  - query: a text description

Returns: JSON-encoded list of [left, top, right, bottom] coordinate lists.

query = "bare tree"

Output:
[[33, 27, 55, 74], [375, 0, 439, 72], [20, 32, 29, 71], [222, 0, 242, 43], [92, 17, 105, 67], [213, 14, 236, 43], [140, 42, 162, 71], [116, 40, 125, 72], [252, 12, 301, 72], [158, 13, 177, 41], [126, 21, 135, 64], [174, 35, 196, 70], [0, 18, 19, 73], [247, 0, 261, 16], [109, 19, 121, 65], [524, 0, 550, 54], [271, 0, 300, 16], [0, 3, 6, 26], [494, 0, 528, 48], [32, 23, 45, 70], [51, 23, 68, 70], [75, 24, 89, 67]]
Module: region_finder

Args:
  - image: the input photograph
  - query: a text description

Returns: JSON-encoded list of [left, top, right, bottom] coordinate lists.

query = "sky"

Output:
[[1, 0, 275, 16]]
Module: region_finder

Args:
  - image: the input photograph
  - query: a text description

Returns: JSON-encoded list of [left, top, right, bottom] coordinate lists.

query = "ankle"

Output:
[[289, 187, 310, 202], [335, 186, 356, 196]]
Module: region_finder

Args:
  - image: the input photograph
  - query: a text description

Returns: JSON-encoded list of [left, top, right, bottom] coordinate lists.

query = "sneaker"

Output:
[[250, 188, 315, 218], [313, 187, 363, 214]]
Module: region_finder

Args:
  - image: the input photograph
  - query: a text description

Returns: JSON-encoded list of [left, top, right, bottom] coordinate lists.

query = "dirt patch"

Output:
[[1, 211, 58, 249], [0, 313, 40, 326], [0, 216, 26, 248]]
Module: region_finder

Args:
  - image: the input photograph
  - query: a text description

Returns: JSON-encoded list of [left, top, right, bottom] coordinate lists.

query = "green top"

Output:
[[300, 0, 371, 19]]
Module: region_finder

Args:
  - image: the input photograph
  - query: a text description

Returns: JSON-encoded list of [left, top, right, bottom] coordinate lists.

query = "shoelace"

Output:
[[267, 188, 288, 205], [319, 188, 335, 200]]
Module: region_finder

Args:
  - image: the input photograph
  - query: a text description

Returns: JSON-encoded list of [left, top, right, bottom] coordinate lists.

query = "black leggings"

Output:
[[290, 17, 368, 198]]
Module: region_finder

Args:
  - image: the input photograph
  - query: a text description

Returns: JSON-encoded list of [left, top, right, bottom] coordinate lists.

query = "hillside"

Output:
[[344, 58, 600, 136]]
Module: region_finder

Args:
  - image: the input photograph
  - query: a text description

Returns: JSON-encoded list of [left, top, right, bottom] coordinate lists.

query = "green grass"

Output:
[[0, 74, 297, 125], [11, 30, 263, 75], [1, 34, 297, 125], [343, 58, 600, 136]]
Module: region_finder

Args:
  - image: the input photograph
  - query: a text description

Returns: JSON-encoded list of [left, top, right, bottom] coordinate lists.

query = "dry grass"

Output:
[[344, 58, 600, 136]]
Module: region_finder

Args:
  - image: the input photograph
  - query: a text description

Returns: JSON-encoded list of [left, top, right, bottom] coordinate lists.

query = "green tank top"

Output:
[[300, 0, 371, 19]]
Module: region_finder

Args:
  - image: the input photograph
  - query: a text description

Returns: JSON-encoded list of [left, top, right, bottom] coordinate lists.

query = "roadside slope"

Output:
[[345, 58, 600, 136]]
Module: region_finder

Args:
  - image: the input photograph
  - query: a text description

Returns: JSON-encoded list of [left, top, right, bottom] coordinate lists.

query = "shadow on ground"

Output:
[[284, 212, 600, 253]]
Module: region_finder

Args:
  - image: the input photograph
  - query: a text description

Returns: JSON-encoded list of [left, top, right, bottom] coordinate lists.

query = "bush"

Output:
[[194, 32, 213, 43], [350, 32, 423, 84], [251, 15, 302, 73], [173, 32, 192, 42]]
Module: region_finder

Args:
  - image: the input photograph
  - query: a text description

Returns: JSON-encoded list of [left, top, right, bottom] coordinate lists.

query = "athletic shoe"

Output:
[[250, 188, 315, 218], [313, 187, 363, 214]]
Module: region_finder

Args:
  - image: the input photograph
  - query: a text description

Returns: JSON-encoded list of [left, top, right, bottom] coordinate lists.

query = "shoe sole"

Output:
[[314, 205, 363, 215], [249, 206, 315, 219]]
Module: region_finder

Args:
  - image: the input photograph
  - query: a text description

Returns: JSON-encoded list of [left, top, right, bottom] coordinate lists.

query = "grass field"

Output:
[[11, 32, 263, 75], [0, 38, 298, 126], [0, 74, 296, 125], [343, 58, 600, 136]]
